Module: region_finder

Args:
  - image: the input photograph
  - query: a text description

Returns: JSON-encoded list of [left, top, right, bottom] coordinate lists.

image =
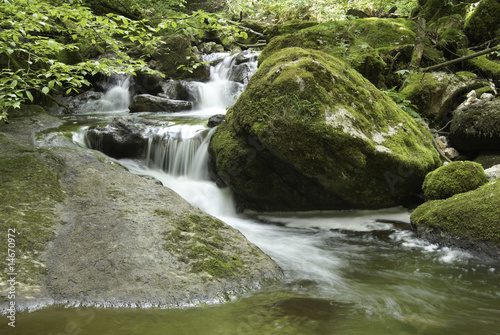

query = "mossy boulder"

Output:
[[411, 178, 500, 257], [209, 48, 441, 211], [399, 71, 488, 125], [449, 96, 500, 152], [464, 0, 500, 45], [422, 161, 488, 199], [150, 34, 208, 80], [413, 0, 474, 22], [427, 14, 469, 56], [259, 18, 417, 87]]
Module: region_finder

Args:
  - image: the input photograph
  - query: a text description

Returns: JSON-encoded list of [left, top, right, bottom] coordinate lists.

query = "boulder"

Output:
[[209, 48, 441, 211], [160, 80, 199, 102], [85, 116, 157, 158], [399, 71, 487, 125], [464, 0, 500, 45], [427, 14, 469, 56], [422, 161, 488, 200], [410, 178, 500, 259], [449, 96, 500, 152], [129, 94, 193, 113], [475, 152, 500, 169]]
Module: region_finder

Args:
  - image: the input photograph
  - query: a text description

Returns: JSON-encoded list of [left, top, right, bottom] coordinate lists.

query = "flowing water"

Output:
[[5, 52, 499, 335]]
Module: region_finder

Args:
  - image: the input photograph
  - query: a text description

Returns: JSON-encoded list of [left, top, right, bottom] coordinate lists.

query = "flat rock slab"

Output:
[[0, 112, 282, 312]]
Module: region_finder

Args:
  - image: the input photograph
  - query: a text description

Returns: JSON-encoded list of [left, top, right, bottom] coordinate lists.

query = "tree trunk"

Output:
[[410, 17, 426, 69]]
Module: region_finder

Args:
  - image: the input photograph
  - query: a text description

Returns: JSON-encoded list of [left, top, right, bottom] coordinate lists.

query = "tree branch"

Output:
[[421, 44, 500, 72]]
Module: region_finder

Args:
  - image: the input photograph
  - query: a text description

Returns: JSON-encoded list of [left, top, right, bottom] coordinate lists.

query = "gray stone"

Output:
[[207, 114, 226, 128], [485, 164, 500, 181], [450, 96, 500, 152], [0, 113, 282, 312], [85, 116, 157, 158], [129, 94, 193, 113]]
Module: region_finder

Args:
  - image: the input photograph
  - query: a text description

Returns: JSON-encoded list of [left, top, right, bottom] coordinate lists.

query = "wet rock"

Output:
[[210, 48, 440, 211], [159, 80, 192, 101], [207, 114, 225, 128], [235, 50, 259, 65], [449, 96, 500, 152], [411, 177, 500, 260], [133, 69, 164, 96], [474, 152, 500, 169], [85, 116, 156, 158], [129, 94, 193, 113], [0, 114, 282, 312]]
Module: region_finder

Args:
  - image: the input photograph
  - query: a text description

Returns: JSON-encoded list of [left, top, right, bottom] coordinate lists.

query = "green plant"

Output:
[[382, 87, 422, 121]]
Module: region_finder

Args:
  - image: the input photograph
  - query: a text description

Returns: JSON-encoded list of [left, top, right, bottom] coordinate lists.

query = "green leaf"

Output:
[[26, 91, 33, 102], [41, 87, 50, 94]]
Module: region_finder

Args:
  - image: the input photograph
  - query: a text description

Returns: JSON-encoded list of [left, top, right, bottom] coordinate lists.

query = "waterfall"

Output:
[[77, 74, 132, 113], [144, 125, 214, 180], [195, 51, 259, 113]]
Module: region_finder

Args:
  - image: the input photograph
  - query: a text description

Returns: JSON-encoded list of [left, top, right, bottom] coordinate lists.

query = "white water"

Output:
[[77, 51, 499, 332], [77, 74, 132, 114]]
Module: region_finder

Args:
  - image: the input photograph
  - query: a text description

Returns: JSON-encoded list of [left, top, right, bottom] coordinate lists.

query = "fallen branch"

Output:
[[421, 44, 500, 72], [234, 41, 267, 48], [228, 20, 264, 37]]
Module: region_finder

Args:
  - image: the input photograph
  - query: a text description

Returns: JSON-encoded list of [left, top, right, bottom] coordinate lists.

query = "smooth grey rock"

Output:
[[129, 94, 193, 113]]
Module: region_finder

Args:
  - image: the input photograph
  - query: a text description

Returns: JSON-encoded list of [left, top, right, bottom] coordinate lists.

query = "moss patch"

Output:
[[464, 0, 500, 45], [162, 214, 243, 278], [422, 161, 488, 200], [0, 133, 65, 284], [259, 18, 416, 87], [411, 178, 500, 246]]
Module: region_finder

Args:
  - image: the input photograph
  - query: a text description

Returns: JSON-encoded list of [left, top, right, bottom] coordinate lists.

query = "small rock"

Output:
[[207, 114, 226, 128], [484, 164, 500, 181], [444, 147, 460, 160]]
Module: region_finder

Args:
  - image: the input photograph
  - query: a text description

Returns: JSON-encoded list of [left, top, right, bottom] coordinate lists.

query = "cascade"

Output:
[[77, 73, 132, 113], [141, 51, 259, 181], [194, 51, 258, 113]]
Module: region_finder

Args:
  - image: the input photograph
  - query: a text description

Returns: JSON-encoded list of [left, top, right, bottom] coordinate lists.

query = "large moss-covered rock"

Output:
[[427, 14, 469, 55], [411, 178, 500, 257], [259, 18, 417, 87], [422, 161, 488, 199], [399, 71, 487, 124], [209, 48, 441, 211], [464, 0, 500, 45], [413, 0, 474, 22], [449, 96, 500, 152]]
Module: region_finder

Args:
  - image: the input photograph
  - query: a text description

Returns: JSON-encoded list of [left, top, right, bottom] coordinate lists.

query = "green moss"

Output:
[[151, 34, 206, 80], [411, 178, 500, 245], [464, 0, 500, 45], [162, 214, 242, 278], [259, 18, 416, 87], [154, 208, 172, 217], [7, 104, 47, 118], [415, 0, 471, 22], [465, 52, 500, 81], [423, 161, 488, 200], [0, 135, 65, 284]]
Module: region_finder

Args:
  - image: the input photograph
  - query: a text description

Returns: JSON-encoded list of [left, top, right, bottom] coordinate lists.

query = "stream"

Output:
[[5, 52, 499, 335]]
